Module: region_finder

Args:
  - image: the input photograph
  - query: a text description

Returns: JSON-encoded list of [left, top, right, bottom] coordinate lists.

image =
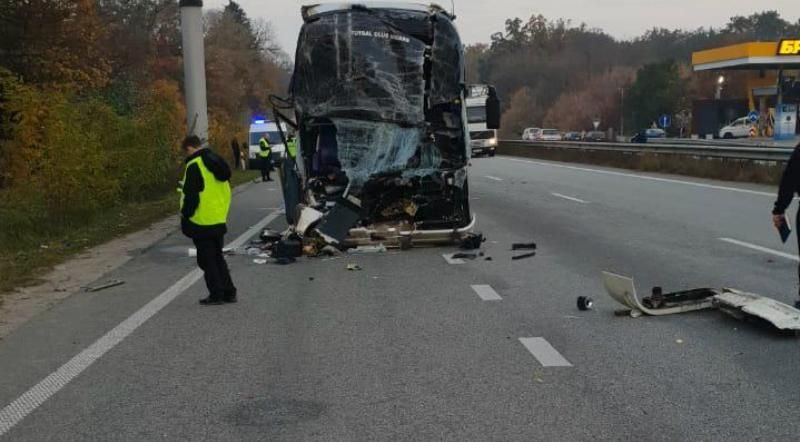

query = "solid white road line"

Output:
[[471, 285, 502, 301], [502, 157, 776, 197], [519, 337, 572, 367], [551, 192, 588, 204], [484, 176, 504, 182], [443, 254, 466, 265], [0, 210, 284, 437], [718, 237, 799, 262]]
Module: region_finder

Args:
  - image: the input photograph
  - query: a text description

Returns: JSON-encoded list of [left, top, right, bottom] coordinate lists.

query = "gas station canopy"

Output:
[[692, 40, 800, 71]]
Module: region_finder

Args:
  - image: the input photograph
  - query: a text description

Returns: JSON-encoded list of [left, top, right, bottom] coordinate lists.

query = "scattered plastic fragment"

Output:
[[84, 280, 125, 292], [460, 233, 485, 250], [512, 242, 537, 251], [253, 259, 268, 265], [452, 252, 478, 260], [348, 244, 387, 255], [676, 339, 684, 344], [347, 264, 363, 271]]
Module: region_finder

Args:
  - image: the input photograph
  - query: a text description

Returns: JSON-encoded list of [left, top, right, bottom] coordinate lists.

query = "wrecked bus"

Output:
[[272, 2, 500, 248]]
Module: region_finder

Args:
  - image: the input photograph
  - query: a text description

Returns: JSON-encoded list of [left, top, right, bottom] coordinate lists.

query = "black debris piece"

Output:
[[512, 242, 537, 251], [485, 256, 493, 261], [315, 197, 362, 244], [577, 296, 594, 311], [260, 229, 282, 243], [274, 238, 303, 259], [84, 279, 125, 293], [460, 233, 485, 250], [511, 252, 536, 261], [452, 252, 478, 260]]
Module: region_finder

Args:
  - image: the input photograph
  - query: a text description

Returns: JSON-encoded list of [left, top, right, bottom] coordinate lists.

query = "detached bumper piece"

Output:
[[602, 271, 800, 333]]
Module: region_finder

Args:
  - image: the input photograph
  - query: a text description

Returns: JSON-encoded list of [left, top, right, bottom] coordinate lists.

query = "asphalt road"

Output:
[[1, 157, 800, 441]]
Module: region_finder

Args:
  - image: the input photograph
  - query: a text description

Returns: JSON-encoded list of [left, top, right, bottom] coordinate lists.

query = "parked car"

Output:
[[539, 129, 562, 141], [584, 131, 607, 142], [522, 127, 542, 141], [719, 117, 754, 139], [645, 128, 666, 138], [563, 131, 582, 141]]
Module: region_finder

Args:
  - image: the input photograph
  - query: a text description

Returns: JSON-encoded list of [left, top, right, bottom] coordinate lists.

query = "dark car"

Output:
[[563, 131, 582, 141], [584, 131, 607, 142]]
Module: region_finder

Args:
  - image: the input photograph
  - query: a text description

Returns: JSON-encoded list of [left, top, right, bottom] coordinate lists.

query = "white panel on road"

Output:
[[471, 284, 502, 301], [551, 192, 588, 204], [443, 254, 466, 265], [519, 337, 572, 367], [484, 176, 504, 182], [0, 210, 285, 437], [719, 238, 799, 262]]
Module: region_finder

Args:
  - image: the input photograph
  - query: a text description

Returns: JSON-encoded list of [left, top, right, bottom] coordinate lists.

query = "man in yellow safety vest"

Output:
[[179, 136, 236, 305], [258, 136, 272, 182]]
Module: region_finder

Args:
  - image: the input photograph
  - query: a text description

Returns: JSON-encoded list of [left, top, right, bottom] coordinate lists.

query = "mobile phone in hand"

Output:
[[779, 215, 792, 243]]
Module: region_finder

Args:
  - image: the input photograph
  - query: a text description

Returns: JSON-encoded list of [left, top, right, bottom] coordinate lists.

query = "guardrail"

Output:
[[500, 140, 794, 162]]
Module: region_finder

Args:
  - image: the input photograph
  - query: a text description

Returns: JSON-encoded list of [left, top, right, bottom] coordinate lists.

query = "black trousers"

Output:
[[193, 235, 236, 299], [260, 157, 271, 181]]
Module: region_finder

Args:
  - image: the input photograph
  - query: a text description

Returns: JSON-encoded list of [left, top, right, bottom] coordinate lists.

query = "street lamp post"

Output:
[[180, 0, 209, 143]]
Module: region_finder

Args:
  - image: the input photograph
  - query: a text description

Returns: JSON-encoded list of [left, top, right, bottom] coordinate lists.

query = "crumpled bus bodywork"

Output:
[[276, 3, 485, 247]]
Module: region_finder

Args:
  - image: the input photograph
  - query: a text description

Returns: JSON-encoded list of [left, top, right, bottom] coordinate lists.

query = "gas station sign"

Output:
[[777, 39, 800, 56]]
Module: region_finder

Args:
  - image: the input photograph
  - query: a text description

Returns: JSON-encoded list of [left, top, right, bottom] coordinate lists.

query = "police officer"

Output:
[[286, 134, 298, 160], [258, 135, 272, 182], [772, 142, 800, 309], [180, 136, 237, 306]]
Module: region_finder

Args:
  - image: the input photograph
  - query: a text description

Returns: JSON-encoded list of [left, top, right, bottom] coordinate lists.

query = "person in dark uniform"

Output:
[[258, 136, 272, 182], [772, 142, 800, 309], [231, 138, 241, 170], [180, 136, 237, 306]]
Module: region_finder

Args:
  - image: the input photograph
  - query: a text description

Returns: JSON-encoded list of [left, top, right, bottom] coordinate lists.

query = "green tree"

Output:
[[624, 60, 687, 132]]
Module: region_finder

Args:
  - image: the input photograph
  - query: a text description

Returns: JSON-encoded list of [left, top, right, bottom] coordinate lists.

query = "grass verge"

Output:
[[498, 144, 785, 185], [0, 170, 260, 296]]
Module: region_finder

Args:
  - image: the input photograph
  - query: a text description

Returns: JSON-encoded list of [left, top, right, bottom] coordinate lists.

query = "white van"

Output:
[[522, 127, 542, 141], [718, 116, 754, 139], [248, 120, 288, 168]]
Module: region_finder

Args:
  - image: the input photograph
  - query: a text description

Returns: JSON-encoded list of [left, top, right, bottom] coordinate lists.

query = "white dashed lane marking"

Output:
[[551, 192, 588, 204], [471, 285, 502, 301], [519, 337, 572, 367], [484, 176, 504, 182]]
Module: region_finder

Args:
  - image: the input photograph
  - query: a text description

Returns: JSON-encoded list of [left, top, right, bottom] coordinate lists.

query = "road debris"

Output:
[[512, 242, 537, 251], [511, 252, 536, 261], [460, 233, 485, 250], [253, 259, 268, 265], [348, 244, 388, 255], [347, 264, 362, 271], [577, 296, 594, 311], [84, 279, 125, 292], [602, 271, 800, 333], [452, 252, 478, 260]]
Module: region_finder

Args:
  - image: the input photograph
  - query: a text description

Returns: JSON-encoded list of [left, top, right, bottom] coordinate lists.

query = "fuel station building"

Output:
[[692, 40, 800, 141]]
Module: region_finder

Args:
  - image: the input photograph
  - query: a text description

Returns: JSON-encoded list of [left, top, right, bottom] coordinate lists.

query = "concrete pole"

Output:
[[180, 0, 209, 143]]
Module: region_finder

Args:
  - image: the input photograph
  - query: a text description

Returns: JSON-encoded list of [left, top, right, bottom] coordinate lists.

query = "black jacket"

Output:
[[774, 144, 800, 215], [181, 148, 232, 239]]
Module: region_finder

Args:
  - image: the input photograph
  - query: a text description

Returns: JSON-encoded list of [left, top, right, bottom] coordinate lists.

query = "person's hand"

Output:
[[773, 214, 785, 230]]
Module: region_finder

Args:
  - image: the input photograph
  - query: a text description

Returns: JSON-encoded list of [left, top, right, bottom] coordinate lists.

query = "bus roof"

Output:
[[302, 2, 450, 21]]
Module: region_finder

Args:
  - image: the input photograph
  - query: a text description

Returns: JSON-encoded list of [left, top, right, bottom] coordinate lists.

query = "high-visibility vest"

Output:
[[258, 138, 271, 158], [180, 156, 231, 226], [286, 139, 298, 158]]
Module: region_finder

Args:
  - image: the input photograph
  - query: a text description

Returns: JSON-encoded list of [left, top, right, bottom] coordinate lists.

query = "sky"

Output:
[[205, 0, 800, 56]]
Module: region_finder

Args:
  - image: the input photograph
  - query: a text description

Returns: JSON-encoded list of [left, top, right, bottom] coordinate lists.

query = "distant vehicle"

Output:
[[584, 131, 607, 142], [563, 131, 582, 141], [645, 128, 666, 138], [466, 84, 498, 157], [248, 119, 288, 169], [522, 127, 542, 141], [719, 116, 754, 139], [539, 129, 562, 141]]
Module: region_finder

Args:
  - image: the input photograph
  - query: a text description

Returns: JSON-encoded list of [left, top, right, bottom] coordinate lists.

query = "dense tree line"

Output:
[[0, 1, 288, 241], [466, 11, 800, 136]]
